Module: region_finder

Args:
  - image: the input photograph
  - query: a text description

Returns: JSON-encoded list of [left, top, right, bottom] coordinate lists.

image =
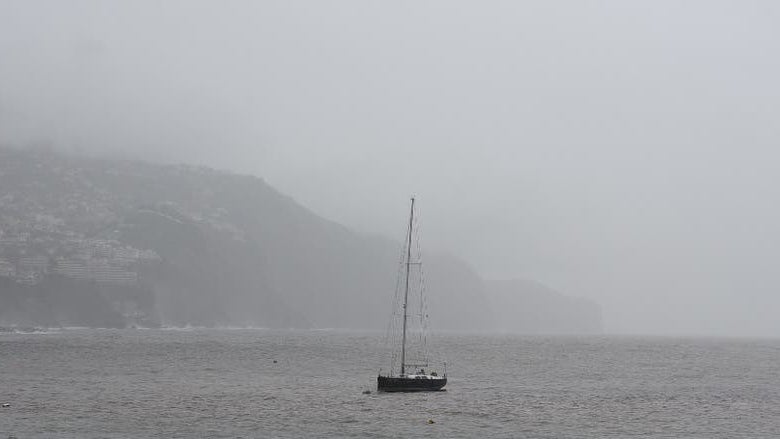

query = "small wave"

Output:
[[213, 326, 270, 330], [158, 325, 204, 331], [157, 325, 271, 331], [0, 326, 58, 334]]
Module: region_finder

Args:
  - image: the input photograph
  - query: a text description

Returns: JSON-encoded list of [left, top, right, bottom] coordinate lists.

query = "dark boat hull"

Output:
[[377, 376, 447, 392]]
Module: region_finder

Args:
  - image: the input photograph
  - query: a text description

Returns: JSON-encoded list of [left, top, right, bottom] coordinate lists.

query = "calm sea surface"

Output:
[[1, 329, 779, 438]]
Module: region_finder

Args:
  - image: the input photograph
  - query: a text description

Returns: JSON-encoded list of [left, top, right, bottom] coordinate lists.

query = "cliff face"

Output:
[[0, 147, 600, 333], [0, 275, 151, 328]]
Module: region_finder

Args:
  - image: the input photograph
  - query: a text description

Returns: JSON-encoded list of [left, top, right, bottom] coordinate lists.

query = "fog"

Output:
[[1, 0, 779, 336]]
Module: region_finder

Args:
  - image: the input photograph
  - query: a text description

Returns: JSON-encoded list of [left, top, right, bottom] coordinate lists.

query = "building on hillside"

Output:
[[0, 257, 15, 277], [18, 254, 50, 274], [53, 257, 90, 280], [16, 269, 41, 285], [114, 247, 140, 265]]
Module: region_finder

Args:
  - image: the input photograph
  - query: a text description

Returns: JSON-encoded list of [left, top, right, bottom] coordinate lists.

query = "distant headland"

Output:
[[0, 147, 602, 333]]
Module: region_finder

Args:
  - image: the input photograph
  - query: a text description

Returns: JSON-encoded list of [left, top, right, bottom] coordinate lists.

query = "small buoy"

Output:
[[272, 360, 277, 364], [1, 403, 10, 408], [427, 419, 435, 424], [362, 390, 371, 395]]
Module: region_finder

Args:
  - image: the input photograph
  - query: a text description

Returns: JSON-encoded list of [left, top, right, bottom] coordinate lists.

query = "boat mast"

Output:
[[400, 197, 414, 376]]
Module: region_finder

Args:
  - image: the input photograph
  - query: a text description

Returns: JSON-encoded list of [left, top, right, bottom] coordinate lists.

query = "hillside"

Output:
[[0, 147, 600, 332], [0, 148, 494, 329]]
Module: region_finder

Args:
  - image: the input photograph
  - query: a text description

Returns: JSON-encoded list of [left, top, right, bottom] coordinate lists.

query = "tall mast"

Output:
[[400, 197, 414, 376]]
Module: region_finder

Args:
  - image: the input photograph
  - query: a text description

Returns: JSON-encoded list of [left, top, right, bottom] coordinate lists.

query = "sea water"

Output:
[[1, 329, 778, 438]]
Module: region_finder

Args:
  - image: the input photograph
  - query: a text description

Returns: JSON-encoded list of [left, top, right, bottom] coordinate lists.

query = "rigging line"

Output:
[[382, 221, 411, 376], [411, 202, 430, 367], [384, 242, 404, 335], [414, 204, 431, 367], [400, 197, 415, 376]]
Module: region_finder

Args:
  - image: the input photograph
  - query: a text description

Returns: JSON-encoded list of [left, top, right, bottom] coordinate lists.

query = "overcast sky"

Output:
[[1, 0, 779, 336]]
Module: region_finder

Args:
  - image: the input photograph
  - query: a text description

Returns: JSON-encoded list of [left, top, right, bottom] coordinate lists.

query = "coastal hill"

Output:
[[0, 147, 601, 333], [486, 279, 603, 334]]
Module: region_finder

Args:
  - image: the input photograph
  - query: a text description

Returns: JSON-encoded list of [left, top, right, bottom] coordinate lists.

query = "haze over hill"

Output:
[[0, 148, 601, 332], [1, 1, 779, 336]]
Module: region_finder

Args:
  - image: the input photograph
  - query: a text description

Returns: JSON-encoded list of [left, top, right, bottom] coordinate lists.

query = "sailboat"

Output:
[[377, 197, 447, 392]]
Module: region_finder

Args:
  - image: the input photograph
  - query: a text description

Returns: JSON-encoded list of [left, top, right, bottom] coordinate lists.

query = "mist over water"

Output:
[[2, 1, 780, 336]]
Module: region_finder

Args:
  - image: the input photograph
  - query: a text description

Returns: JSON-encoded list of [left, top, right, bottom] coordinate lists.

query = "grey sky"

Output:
[[1, 0, 779, 335]]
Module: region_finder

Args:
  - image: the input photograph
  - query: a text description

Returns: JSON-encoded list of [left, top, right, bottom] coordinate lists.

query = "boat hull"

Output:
[[377, 375, 447, 392]]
